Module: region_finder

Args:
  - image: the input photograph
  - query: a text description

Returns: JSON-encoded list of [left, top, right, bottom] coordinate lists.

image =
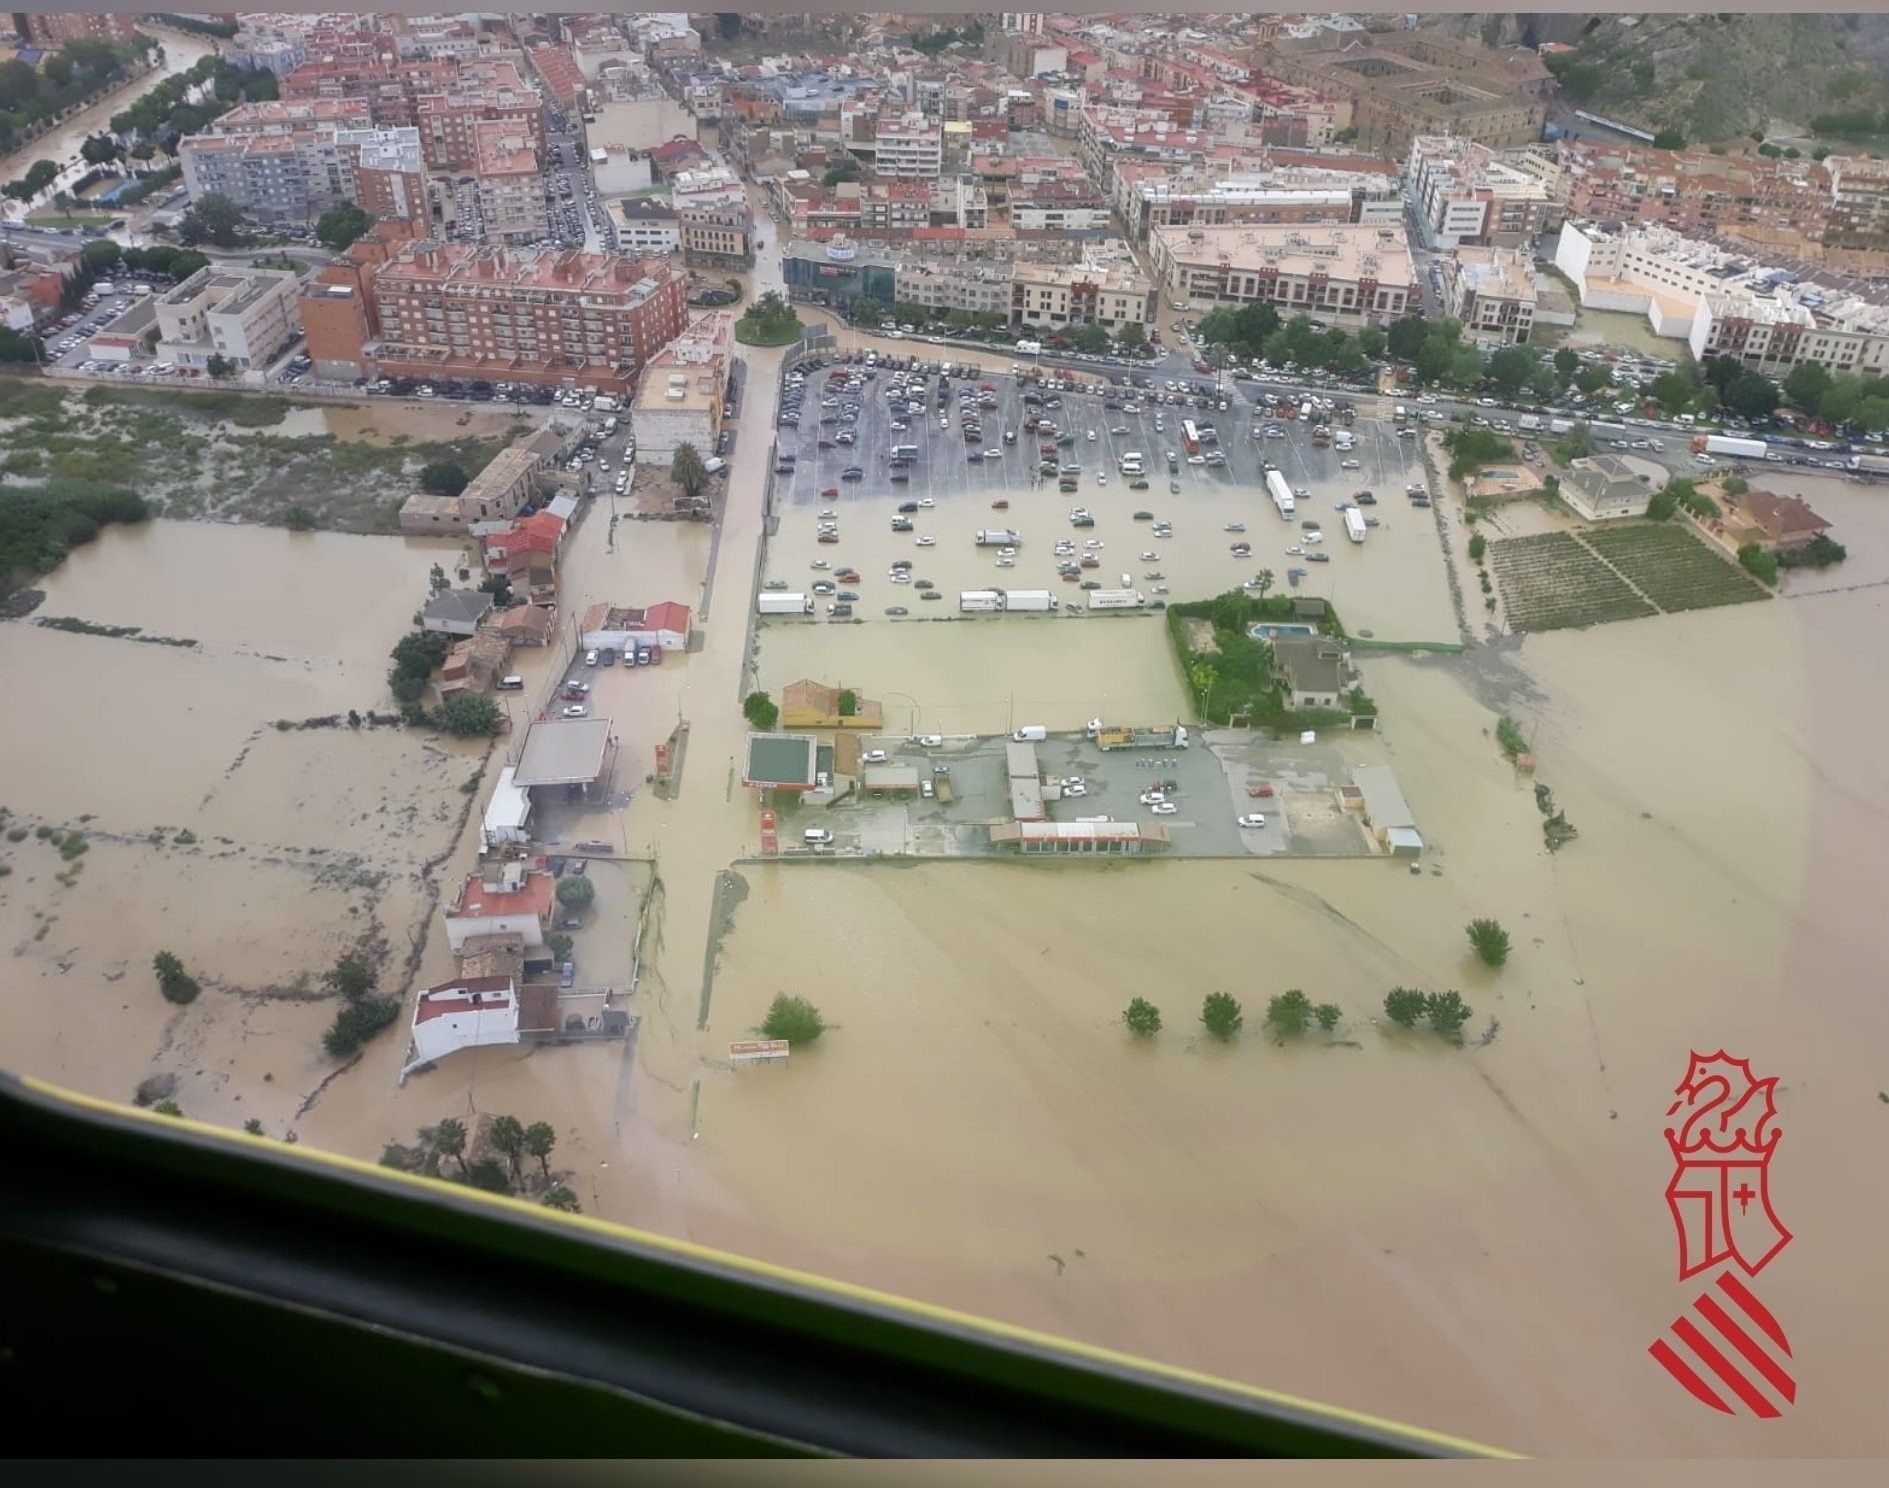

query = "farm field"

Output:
[[1582, 523, 1770, 613], [1487, 531, 1656, 632]]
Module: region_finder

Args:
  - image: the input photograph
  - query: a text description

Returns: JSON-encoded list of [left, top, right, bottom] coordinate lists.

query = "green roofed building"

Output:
[[743, 732, 822, 792]]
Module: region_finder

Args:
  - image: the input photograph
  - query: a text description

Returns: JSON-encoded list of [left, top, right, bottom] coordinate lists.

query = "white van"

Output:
[[803, 828, 834, 846], [496, 675, 524, 691], [1012, 725, 1048, 742]]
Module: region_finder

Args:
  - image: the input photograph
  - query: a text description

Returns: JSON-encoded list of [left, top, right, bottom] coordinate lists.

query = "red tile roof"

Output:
[[449, 869, 556, 922], [414, 975, 516, 1025]]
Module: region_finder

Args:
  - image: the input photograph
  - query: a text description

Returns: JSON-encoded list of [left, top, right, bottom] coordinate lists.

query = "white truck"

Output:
[[959, 589, 1003, 613], [1086, 588, 1146, 611], [1002, 590, 1059, 612], [1014, 339, 1043, 356], [757, 592, 813, 615], [1698, 434, 1768, 460], [1344, 507, 1367, 543], [975, 528, 1022, 546], [1265, 468, 1296, 519], [1548, 418, 1575, 435], [1518, 414, 1542, 432], [591, 394, 619, 413], [1849, 452, 1889, 475]]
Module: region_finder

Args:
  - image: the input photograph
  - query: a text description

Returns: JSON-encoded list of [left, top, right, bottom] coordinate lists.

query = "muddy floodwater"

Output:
[[6, 340, 1889, 1458]]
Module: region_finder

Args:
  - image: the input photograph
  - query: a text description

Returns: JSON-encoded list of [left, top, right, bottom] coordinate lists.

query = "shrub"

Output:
[[1738, 543, 1780, 587], [323, 996, 399, 1059], [1467, 534, 1486, 561], [154, 949, 200, 1005], [1496, 715, 1527, 761], [1200, 991, 1244, 1041], [760, 993, 825, 1045], [1424, 990, 1473, 1040], [555, 874, 596, 910], [1122, 997, 1162, 1036], [743, 691, 779, 730], [1384, 988, 1427, 1027], [1265, 989, 1314, 1038], [1467, 918, 1511, 968]]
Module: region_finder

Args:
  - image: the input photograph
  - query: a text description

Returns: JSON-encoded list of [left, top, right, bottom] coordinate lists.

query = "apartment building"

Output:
[[893, 255, 1013, 320], [13, 12, 140, 46], [673, 168, 753, 268], [466, 121, 548, 245], [1555, 218, 1889, 374], [153, 267, 302, 373], [1440, 247, 1537, 346], [1115, 159, 1401, 248], [867, 112, 944, 179], [1011, 255, 1157, 331], [284, 56, 544, 174], [629, 312, 730, 463], [1826, 156, 1889, 254], [1406, 134, 1560, 250], [299, 238, 691, 396], [1151, 223, 1419, 325], [613, 198, 681, 256], [180, 105, 426, 226]]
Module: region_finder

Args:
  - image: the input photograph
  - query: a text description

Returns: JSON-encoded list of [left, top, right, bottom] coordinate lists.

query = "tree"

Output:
[[1646, 485, 1677, 521], [1738, 542, 1780, 586], [1782, 361, 1832, 412], [556, 874, 596, 911], [1116, 321, 1146, 348], [179, 192, 246, 247], [1649, 370, 1697, 415], [1721, 475, 1749, 496], [243, 1118, 264, 1135], [1466, 918, 1511, 968], [1574, 364, 1612, 395], [431, 1117, 470, 1178], [478, 573, 512, 606], [1314, 1003, 1341, 1034], [322, 996, 399, 1058], [0, 328, 42, 363], [51, 189, 75, 220], [323, 954, 376, 1002], [1423, 990, 1473, 1041], [466, 1157, 511, 1193], [315, 202, 373, 250], [1123, 997, 1162, 1037], [1356, 326, 1386, 360], [489, 1115, 527, 1183], [542, 1185, 582, 1212], [1467, 533, 1487, 561], [1487, 346, 1537, 398], [743, 691, 778, 729], [1265, 989, 1314, 1038], [153, 949, 200, 1005], [672, 440, 708, 499], [1702, 355, 1746, 397], [821, 161, 860, 186], [81, 238, 122, 270], [1250, 567, 1274, 601], [1386, 316, 1430, 362], [524, 1121, 557, 1179], [435, 692, 501, 737], [419, 461, 469, 497], [761, 993, 825, 1045], [1553, 347, 1580, 382], [1070, 323, 1111, 355], [1725, 372, 1779, 420], [81, 132, 120, 166], [1383, 988, 1427, 1027], [1652, 129, 1687, 151], [1200, 991, 1243, 1041]]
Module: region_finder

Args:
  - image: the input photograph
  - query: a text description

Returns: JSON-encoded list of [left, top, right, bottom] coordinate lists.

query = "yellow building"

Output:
[[781, 679, 884, 730]]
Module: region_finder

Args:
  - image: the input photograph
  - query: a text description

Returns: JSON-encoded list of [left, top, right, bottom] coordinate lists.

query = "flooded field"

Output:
[[7, 322, 1889, 1457]]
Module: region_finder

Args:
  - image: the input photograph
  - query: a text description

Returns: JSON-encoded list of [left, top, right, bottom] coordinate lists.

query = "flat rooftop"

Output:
[[513, 717, 614, 787], [745, 732, 819, 789], [1154, 222, 1416, 283]]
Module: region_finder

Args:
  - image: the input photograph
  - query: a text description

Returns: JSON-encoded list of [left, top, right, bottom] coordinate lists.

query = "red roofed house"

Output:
[[1719, 488, 1833, 553], [443, 862, 557, 952], [482, 510, 566, 597], [580, 600, 691, 652], [409, 974, 522, 1067]]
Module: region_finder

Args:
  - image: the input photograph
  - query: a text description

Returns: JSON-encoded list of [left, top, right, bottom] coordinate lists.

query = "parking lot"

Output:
[[762, 352, 1460, 642], [778, 727, 1384, 860]]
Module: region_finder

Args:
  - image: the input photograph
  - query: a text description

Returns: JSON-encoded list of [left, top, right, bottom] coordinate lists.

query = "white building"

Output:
[[152, 266, 301, 373], [869, 112, 944, 179], [1406, 134, 1558, 250], [629, 312, 729, 461], [1441, 246, 1537, 346], [1555, 218, 1889, 374], [442, 863, 554, 954], [407, 976, 522, 1071], [591, 143, 655, 196]]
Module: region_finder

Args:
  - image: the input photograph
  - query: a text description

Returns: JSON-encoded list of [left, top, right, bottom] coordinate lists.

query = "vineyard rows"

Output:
[[1582, 524, 1770, 613], [1488, 532, 1656, 632]]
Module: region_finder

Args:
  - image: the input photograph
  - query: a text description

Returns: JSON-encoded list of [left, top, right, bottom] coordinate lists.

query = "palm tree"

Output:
[[524, 1121, 557, 1180], [488, 1114, 527, 1184], [431, 1117, 469, 1178], [1251, 567, 1275, 602]]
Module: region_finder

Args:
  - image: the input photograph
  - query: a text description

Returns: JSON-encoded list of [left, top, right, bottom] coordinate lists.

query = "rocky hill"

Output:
[[1437, 13, 1889, 144]]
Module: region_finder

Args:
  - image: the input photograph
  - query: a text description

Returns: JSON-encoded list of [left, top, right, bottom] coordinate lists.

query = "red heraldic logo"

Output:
[[1649, 1051, 1797, 1418]]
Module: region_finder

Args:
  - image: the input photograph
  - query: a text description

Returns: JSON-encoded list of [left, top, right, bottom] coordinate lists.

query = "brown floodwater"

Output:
[[6, 341, 1888, 1457]]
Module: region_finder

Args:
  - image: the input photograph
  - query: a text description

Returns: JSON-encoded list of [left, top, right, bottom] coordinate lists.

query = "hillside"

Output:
[[1439, 13, 1889, 145]]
